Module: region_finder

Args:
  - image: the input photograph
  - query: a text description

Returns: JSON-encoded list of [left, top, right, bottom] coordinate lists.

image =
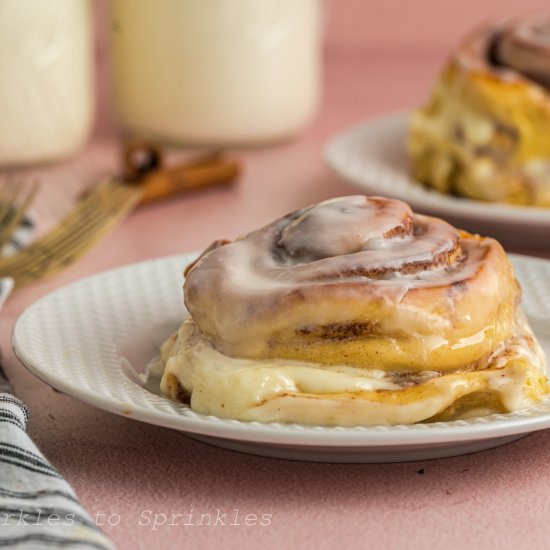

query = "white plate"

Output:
[[324, 112, 550, 249], [11, 253, 550, 463]]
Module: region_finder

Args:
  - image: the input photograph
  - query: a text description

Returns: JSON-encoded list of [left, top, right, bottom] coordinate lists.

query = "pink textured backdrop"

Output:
[[326, 0, 550, 49]]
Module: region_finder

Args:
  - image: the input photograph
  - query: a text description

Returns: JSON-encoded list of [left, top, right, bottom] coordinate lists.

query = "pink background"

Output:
[[326, 0, 549, 49], [3, 1, 550, 549]]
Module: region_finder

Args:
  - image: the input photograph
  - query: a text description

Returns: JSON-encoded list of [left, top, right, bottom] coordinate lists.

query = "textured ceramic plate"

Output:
[[325, 112, 550, 249], [12, 253, 550, 463]]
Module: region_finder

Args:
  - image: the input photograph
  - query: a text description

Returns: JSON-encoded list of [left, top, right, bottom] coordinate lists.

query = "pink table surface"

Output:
[[3, 2, 550, 549]]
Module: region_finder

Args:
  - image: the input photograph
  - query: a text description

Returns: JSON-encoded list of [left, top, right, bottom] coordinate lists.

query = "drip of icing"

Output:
[[450, 328, 488, 349], [156, 313, 547, 426]]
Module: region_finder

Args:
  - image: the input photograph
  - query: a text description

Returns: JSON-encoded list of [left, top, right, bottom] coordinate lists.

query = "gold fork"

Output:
[[0, 179, 140, 288], [0, 144, 240, 289], [0, 180, 39, 251]]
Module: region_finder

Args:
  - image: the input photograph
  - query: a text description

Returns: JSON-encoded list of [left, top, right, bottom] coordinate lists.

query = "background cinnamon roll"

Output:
[[158, 196, 548, 426], [409, 15, 550, 206]]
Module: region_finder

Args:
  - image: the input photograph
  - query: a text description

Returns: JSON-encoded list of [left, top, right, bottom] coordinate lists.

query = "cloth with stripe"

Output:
[[0, 377, 114, 549], [0, 211, 33, 312], [0, 217, 114, 549], [1, 213, 34, 257]]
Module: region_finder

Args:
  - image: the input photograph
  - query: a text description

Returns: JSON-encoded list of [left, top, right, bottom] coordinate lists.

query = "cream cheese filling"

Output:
[[155, 313, 547, 426]]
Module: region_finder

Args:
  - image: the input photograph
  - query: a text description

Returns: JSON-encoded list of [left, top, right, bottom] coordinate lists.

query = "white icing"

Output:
[[278, 196, 413, 259], [161, 322, 403, 397], [451, 328, 488, 350], [188, 196, 470, 296], [156, 314, 547, 426], [183, 195, 518, 369], [362, 236, 413, 250]]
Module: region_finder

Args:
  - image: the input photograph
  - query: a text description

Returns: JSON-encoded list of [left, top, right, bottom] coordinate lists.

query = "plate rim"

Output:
[[324, 110, 550, 227], [11, 252, 550, 449]]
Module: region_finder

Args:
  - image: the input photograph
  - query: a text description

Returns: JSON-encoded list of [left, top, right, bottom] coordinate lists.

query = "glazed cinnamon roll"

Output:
[[158, 196, 548, 426], [409, 15, 550, 206]]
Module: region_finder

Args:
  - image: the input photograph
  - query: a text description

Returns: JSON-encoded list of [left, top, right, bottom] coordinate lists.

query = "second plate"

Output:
[[324, 112, 550, 249]]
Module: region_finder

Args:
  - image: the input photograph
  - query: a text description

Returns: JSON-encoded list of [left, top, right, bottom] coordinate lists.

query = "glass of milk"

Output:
[[0, 0, 93, 166], [109, 0, 324, 146]]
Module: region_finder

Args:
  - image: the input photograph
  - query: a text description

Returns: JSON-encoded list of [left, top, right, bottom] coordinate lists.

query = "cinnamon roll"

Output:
[[157, 196, 548, 426], [409, 15, 550, 206]]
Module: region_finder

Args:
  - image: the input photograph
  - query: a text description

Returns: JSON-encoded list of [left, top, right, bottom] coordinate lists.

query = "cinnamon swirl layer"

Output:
[[184, 196, 518, 372], [409, 15, 550, 206]]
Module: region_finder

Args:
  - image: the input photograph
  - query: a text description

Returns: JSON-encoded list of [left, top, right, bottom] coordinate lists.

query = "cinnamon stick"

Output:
[[138, 158, 240, 204]]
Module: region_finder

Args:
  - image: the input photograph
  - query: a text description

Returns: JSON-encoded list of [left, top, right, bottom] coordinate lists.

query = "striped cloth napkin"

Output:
[[0, 218, 114, 549]]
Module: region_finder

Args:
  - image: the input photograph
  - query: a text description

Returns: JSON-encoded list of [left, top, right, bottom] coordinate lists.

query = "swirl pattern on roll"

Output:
[[184, 196, 519, 372], [456, 15, 550, 89], [493, 16, 550, 88]]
